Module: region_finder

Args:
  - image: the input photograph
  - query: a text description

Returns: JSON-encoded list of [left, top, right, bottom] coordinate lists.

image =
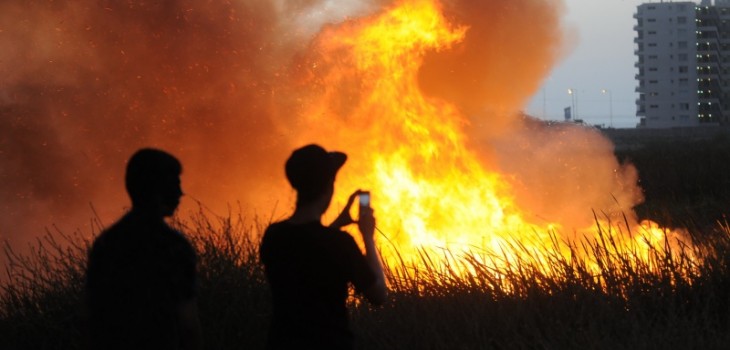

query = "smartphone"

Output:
[[359, 191, 371, 208]]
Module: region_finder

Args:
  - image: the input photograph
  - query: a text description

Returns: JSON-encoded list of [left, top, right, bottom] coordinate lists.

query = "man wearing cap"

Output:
[[85, 148, 201, 350], [260, 144, 387, 350]]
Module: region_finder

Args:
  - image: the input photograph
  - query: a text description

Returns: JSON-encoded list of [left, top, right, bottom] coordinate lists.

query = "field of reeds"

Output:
[[3, 136, 730, 349]]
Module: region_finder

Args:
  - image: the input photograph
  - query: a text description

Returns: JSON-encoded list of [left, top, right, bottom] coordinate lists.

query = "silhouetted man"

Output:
[[260, 144, 388, 350], [85, 148, 201, 350]]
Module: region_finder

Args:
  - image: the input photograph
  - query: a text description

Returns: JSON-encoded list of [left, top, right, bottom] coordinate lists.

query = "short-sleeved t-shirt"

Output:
[[260, 220, 377, 350], [85, 210, 197, 350]]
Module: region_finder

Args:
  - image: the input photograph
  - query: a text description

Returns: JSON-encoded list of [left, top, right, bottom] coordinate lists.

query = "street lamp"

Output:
[[601, 89, 613, 128], [567, 88, 578, 120]]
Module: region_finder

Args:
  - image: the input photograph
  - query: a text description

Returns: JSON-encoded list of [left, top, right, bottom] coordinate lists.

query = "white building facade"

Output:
[[635, 0, 730, 128]]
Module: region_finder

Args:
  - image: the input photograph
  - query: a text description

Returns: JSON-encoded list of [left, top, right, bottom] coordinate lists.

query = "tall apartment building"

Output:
[[635, 0, 730, 128]]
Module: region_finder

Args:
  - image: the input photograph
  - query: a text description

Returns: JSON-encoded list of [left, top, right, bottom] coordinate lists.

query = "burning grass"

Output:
[[3, 207, 730, 349]]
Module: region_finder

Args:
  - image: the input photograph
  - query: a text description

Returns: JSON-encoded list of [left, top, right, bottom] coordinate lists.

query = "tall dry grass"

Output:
[[2, 206, 730, 349]]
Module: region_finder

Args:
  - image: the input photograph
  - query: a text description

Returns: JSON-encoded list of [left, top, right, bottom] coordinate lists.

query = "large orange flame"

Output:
[[287, 0, 691, 274]]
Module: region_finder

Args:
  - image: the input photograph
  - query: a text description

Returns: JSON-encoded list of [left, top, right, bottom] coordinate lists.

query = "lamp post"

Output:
[[601, 89, 613, 128], [568, 88, 578, 120]]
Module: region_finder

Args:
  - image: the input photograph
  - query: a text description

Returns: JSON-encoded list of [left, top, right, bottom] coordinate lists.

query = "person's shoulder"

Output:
[[88, 213, 142, 264], [263, 220, 291, 238], [91, 214, 133, 246], [324, 226, 359, 245], [158, 223, 194, 252], [265, 220, 289, 232], [301, 222, 350, 241], [167, 226, 193, 245], [261, 220, 292, 247]]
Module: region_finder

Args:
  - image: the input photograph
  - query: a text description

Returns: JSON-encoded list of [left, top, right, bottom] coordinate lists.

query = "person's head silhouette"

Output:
[[125, 148, 183, 217], [285, 144, 346, 211]]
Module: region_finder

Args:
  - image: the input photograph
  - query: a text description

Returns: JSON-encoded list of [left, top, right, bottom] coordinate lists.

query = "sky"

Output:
[[526, 0, 654, 128]]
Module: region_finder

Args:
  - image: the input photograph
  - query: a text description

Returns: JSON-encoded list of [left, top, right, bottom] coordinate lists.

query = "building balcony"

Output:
[[637, 108, 646, 116], [697, 39, 720, 48], [697, 59, 720, 67], [697, 50, 718, 56], [697, 65, 720, 71], [698, 29, 719, 36], [698, 73, 721, 79], [699, 97, 722, 104], [698, 41, 720, 49], [697, 67, 720, 72], [697, 47, 719, 53], [697, 25, 719, 32]]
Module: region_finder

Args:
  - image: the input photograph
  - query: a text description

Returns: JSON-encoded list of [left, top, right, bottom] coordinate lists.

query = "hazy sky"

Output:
[[526, 0, 653, 128]]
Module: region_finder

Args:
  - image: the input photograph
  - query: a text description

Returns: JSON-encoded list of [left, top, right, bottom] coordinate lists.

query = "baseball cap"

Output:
[[285, 144, 347, 195]]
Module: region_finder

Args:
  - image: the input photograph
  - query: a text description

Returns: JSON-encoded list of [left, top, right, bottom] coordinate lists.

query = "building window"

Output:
[[678, 41, 688, 49], [679, 103, 690, 110], [679, 53, 688, 61], [650, 105, 659, 108], [649, 55, 658, 59], [679, 66, 689, 73], [649, 80, 658, 84], [649, 67, 658, 72], [648, 18, 657, 23], [648, 43, 657, 47], [679, 78, 689, 87], [678, 16, 687, 24], [648, 31, 657, 35]]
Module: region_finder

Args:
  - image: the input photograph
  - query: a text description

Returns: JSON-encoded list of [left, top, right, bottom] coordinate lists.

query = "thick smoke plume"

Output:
[[417, 1, 642, 230], [1, 0, 287, 248], [1, 0, 644, 265], [0, 0, 390, 253]]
